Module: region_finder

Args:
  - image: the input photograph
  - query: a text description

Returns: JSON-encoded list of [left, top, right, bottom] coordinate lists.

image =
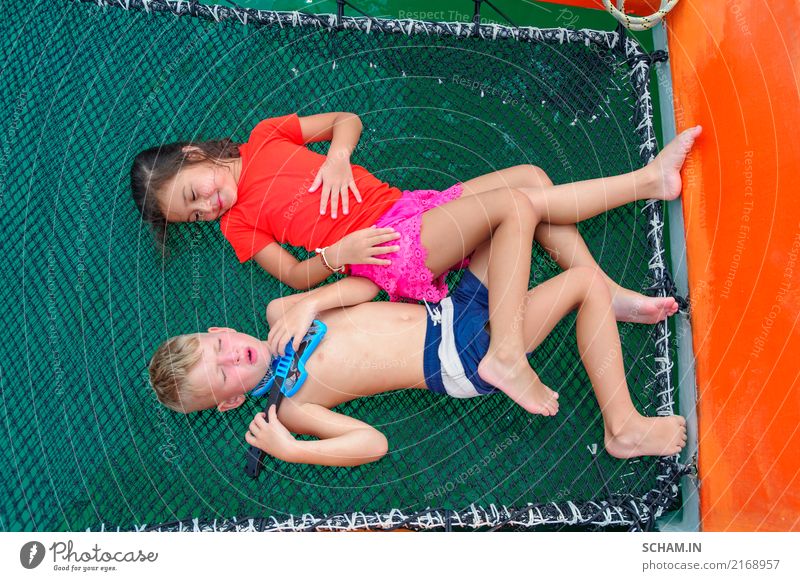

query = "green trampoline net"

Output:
[[1, 0, 688, 532]]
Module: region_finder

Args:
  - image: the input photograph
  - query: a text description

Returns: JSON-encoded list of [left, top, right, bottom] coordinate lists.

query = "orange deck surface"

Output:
[[537, 0, 799, 532], [665, 0, 800, 531]]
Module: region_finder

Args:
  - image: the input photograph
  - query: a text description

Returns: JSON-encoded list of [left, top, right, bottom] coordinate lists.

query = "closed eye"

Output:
[[189, 189, 200, 222]]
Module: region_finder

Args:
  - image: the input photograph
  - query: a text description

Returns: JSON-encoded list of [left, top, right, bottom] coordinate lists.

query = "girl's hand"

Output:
[[267, 300, 318, 357], [328, 226, 401, 268], [245, 406, 297, 461], [309, 155, 362, 219]]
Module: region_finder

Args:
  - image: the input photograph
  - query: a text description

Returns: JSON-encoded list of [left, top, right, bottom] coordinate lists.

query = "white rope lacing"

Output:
[[422, 298, 442, 326], [602, 0, 680, 31]]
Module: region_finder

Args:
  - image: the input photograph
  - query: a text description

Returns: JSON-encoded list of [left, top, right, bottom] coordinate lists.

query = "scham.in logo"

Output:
[[20, 541, 46, 569]]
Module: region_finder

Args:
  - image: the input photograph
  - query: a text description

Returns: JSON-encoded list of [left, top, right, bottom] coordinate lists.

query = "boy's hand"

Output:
[[267, 300, 317, 357], [328, 226, 401, 268], [245, 406, 297, 461], [310, 155, 361, 219]]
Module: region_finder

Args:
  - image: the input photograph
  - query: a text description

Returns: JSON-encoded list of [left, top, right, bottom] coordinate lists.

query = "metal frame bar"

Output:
[[650, 21, 700, 533]]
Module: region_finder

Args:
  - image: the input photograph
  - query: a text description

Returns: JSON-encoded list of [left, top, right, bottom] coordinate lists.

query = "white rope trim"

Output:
[[121, 500, 646, 532], [603, 0, 680, 31]]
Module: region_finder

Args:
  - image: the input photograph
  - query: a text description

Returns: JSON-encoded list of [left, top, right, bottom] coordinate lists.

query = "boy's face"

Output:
[[186, 328, 271, 412], [160, 154, 238, 223]]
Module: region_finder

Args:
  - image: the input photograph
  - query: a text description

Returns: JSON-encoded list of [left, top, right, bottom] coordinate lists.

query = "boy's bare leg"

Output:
[[471, 249, 686, 458], [420, 188, 559, 416], [461, 166, 680, 324], [533, 224, 679, 324]]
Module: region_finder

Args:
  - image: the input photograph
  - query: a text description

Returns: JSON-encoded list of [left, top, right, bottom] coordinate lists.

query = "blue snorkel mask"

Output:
[[245, 319, 327, 478], [249, 319, 327, 398]]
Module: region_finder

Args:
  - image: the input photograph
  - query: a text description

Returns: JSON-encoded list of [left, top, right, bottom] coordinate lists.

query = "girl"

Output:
[[131, 112, 700, 414]]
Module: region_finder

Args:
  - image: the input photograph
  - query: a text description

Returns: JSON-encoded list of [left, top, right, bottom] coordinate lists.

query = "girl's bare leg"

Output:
[[468, 248, 687, 457], [419, 188, 559, 416], [516, 126, 701, 224], [460, 165, 679, 324]]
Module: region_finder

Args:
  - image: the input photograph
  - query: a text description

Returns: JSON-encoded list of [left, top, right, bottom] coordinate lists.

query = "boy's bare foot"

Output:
[[648, 125, 702, 201], [478, 351, 559, 416], [604, 415, 687, 459], [611, 287, 679, 324]]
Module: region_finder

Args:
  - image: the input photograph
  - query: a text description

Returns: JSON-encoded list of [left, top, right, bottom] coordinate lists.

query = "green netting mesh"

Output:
[[1, 0, 685, 532]]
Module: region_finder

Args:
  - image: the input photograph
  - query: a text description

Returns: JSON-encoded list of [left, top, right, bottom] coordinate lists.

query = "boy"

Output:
[[149, 242, 687, 467]]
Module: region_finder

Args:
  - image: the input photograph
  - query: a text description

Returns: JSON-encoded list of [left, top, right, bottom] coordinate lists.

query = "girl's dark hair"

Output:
[[129, 138, 241, 246]]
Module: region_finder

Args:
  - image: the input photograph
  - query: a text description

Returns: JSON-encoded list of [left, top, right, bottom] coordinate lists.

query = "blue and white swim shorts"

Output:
[[422, 270, 499, 398]]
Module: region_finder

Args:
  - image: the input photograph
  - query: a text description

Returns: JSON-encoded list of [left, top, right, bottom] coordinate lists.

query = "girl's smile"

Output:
[[160, 155, 242, 223]]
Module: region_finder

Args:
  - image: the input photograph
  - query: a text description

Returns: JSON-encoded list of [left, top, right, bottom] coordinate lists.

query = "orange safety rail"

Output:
[[534, 0, 661, 13], [666, 0, 800, 531]]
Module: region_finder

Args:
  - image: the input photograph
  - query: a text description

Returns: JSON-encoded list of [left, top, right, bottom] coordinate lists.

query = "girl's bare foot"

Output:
[[604, 415, 687, 459], [611, 287, 679, 324], [649, 125, 702, 201], [478, 351, 559, 416]]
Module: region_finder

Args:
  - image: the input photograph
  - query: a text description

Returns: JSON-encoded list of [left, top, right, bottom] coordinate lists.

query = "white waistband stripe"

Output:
[[437, 297, 481, 398]]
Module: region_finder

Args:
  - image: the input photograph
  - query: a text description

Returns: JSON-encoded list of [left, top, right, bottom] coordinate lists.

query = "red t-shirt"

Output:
[[220, 113, 403, 263]]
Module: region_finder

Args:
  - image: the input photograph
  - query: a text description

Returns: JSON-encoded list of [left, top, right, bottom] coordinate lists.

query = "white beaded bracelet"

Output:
[[315, 247, 345, 274]]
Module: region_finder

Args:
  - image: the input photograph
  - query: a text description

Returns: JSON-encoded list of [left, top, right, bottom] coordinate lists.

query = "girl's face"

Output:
[[160, 156, 240, 223]]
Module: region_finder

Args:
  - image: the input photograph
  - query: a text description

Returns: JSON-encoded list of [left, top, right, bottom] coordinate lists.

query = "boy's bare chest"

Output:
[[290, 307, 429, 407]]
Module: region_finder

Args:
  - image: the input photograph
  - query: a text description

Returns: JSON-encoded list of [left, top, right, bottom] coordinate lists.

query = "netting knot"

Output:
[[629, 49, 669, 67], [645, 271, 690, 313]]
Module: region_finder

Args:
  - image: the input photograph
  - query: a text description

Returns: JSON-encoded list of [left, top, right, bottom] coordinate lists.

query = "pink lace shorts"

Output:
[[349, 183, 469, 303]]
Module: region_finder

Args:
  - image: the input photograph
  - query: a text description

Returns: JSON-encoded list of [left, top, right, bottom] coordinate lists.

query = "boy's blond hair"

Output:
[[148, 334, 205, 413]]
